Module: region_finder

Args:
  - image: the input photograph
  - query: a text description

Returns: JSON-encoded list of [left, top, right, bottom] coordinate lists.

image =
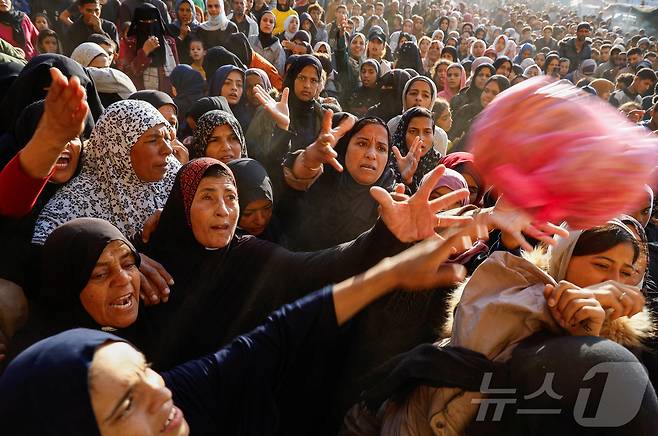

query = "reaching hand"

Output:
[[388, 216, 489, 290], [392, 136, 423, 185], [254, 85, 290, 130], [40, 68, 89, 146], [544, 281, 605, 336], [303, 109, 356, 172], [487, 197, 569, 251], [371, 165, 471, 242]]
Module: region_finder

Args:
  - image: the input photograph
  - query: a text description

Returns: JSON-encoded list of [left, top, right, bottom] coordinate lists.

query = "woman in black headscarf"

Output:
[[493, 55, 513, 78], [0, 54, 103, 150], [366, 69, 412, 122], [5, 217, 152, 361], [118, 3, 179, 93], [347, 59, 381, 117], [282, 54, 325, 151], [140, 157, 430, 367], [202, 45, 245, 82], [227, 158, 284, 244], [390, 107, 440, 194], [249, 10, 286, 74], [0, 221, 480, 434], [395, 41, 425, 74], [167, 0, 200, 65], [449, 62, 495, 113], [450, 74, 510, 148], [282, 117, 396, 251], [170, 64, 206, 138]]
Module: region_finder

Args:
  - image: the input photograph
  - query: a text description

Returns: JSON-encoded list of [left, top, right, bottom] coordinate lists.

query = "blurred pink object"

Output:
[[470, 77, 658, 229]]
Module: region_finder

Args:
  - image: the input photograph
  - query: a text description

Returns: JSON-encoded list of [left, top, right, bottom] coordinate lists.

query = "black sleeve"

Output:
[[162, 287, 338, 434], [258, 219, 408, 301]]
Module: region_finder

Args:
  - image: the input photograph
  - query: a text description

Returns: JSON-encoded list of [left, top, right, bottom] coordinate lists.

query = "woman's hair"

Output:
[[403, 107, 434, 133], [37, 29, 60, 53], [572, 223, 640, 264]]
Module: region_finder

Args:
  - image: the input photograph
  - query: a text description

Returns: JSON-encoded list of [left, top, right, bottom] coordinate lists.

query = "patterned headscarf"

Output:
[[191, 110, 247, 159], [179, 158, 236, 225], [32, 100, 181, 243]]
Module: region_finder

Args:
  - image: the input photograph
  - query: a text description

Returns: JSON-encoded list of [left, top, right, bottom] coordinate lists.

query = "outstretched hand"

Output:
[[254, 85, 290, 130], [487, 198, 569, 251], [303, 109, 356, 172], [371, 165, 472, 242], [392, 136, 423, 185]]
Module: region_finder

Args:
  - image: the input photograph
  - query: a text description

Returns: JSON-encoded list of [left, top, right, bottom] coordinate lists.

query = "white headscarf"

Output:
[[200, 0, 229, 31], [71, 42, 108, 67], [32, 100, 181, 244]]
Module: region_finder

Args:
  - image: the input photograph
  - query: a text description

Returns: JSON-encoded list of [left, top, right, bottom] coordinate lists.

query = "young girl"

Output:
[[188, 37, 206, 79], [33, 12, 50, 32], [37, 29, 60, 54]]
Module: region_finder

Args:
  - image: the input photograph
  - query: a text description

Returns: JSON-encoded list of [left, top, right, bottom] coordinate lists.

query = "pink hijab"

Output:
[[437, 63, 466, 102]]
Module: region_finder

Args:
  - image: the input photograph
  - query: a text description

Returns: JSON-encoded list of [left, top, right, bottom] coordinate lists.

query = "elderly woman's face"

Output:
[[205, 124, 242, 163], [345, 123, 389, 185], [80, 241, 140, 329], [131, 123, 174, 182], [190, 176, 239, 248], [90, 342, 189, 435], [565, 243, 636, 288]]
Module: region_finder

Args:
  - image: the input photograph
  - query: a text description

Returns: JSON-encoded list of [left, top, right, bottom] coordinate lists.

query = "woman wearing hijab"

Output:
[[202, 45, 245, 81], [277, 14, 299, 44], [493, 55, 513, 78], [129, 90, 180, 135], [386, 74, 441, 144], [440, 45, 458, 63], [437, 62, 466, 103], [0, 0, 38, 59], [424, 39, 443, 73], [439, 151, 484, 205], [196, 0, 239, 49], [395, 41, 425, 74], [390, 107, 441, 193], [544, 52, 561, 77], [32, 100, 181, 244], [299, 12, 317, 46], [335, 31, 366, 104], [167, 0, 200, 65], [0, 54, 103, 167], [141, 157, 463, 366], [468, 39, 486, 61], [207, 65, 252, 130], [70, 42, 137, 107], [249, 11, 286, 74], [118, 3, 179, 93], [170, 64, 205, 138], [365, 220, 657, 434], [7, 218, 150, 360], [513, 42, 535, 64], [244, 68, 274, 120], [227, 158, 283, 243], [282, 117, 396, 251], [491, 33, 508, 58], [449, 75, 510, 147], [346, 59, 381, 116], [190, 109, 248, 164], [524, 64, 543, 78], [0, 218, 481, 435], [366, 69, 412, 122], [450, 62, 494, 113]]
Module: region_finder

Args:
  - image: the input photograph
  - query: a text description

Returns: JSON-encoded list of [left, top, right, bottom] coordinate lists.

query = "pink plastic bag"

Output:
[[470, 77, 658, 229]]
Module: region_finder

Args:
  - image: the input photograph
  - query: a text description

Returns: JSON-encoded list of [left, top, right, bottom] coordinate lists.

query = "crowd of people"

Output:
[[1, 0, 658, 434]]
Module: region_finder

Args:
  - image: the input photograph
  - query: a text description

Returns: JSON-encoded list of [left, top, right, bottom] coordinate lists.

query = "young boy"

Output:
[[188, 37, 206, 79]]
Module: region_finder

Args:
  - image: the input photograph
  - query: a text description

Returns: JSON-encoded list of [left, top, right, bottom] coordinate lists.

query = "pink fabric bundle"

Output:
[[469, 77, 658, 229]]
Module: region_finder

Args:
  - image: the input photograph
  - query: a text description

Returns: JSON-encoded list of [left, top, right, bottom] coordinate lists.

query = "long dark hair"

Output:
[[573, 223, 641, 264]]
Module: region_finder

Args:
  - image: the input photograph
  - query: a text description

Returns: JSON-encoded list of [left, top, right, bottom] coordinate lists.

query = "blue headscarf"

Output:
[[0, 328, 128, 435], [514, 43, 535, 64]]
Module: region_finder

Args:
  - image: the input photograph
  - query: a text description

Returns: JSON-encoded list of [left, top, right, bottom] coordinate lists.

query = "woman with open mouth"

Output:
[[7, 217, 148, 360]]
